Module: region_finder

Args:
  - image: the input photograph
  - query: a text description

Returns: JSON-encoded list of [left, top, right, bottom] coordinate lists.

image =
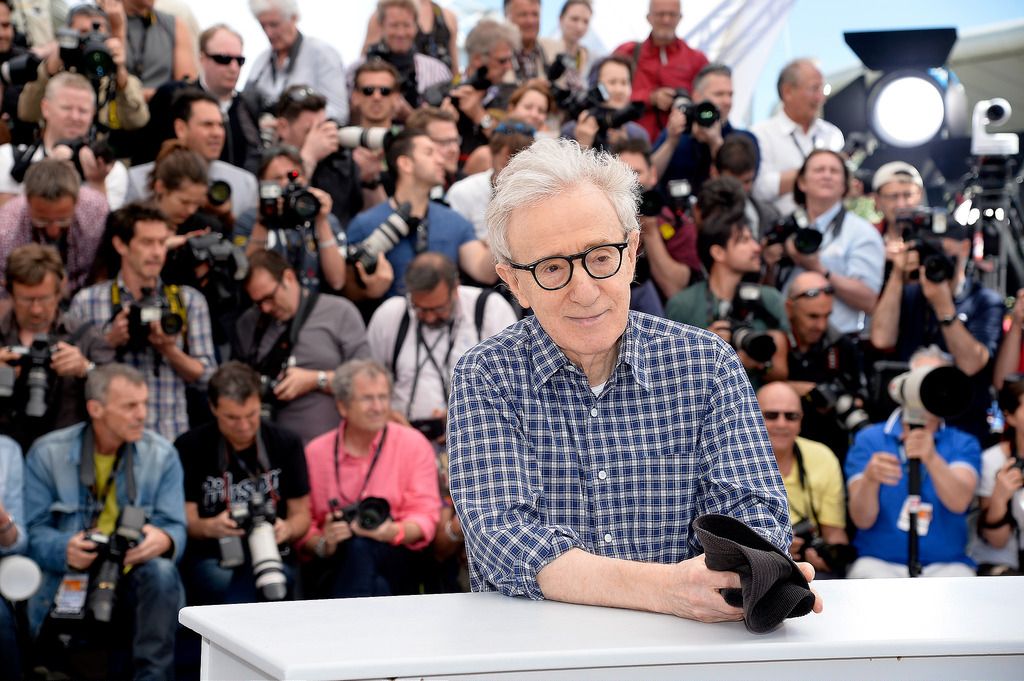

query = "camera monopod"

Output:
[[889, 364, 972, 577]]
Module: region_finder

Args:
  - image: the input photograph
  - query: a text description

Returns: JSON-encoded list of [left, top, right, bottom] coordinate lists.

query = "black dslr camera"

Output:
[[0, 334, 54, 418], [806, 379, 871, 435], [328, 496, 391, 531], [764, 210, 823, 255], [791, 519, 858, 576], [0, 52, 42, 86], [221, 491, 287, 601], [57, 24, 115, 82], [124, 287, 185, 352], [896, 208, 957, 284], [672, 89, 721, 134], [84, 505, 147, 622], [346, 201, 416, 275], [422, 65, 491, 108], [258, 171, 321, 229], [718, 284, 777, 364]]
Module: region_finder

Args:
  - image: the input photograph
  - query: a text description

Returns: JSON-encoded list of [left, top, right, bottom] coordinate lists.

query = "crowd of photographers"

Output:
[[0, 0, 1020, 678]]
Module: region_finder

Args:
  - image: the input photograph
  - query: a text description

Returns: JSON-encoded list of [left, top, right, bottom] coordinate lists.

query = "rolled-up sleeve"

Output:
[[448, 354, 584, 600]]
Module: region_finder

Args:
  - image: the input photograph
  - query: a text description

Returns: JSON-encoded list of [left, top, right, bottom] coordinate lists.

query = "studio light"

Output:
[[869, 71, 946, 147]]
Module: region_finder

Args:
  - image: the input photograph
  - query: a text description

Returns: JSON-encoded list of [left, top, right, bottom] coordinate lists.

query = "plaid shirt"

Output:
[[448, 311, 791, 598], [68, 276, 216, 441]]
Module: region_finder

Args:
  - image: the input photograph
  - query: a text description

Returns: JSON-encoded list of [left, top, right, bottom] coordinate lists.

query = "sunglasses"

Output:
[[494, 121, 536, 137], [762, 411, 801, 422], [359, 86, 394, 96], [205, 53, 246, 66], [287, 86, 320, 103], [790, 285, 834, 301]]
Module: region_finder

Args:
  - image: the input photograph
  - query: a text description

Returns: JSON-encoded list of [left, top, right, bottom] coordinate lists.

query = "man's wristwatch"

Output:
[[313, 535, 328, 558], [316, 371, 328, 391], [479, 114, 494, 131], [938, 312, 965, 327]]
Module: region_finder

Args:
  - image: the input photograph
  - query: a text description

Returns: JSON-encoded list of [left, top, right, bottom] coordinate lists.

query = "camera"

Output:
[[56, 24, 115, 82], [896, 208, 958, 283], [337, 125, 400, 151], [125, 287, 185, 352], [807, 379, 871, 435], [329, 496, 391, 532], [764, 209, 823, 255], [889, 364, 971, 426], [207, 180, 232, 207], [259, 171, 321, 228], [0, 335, 54, 418], [346, 201, 415, 274], [224, 491, 287, 601], [181, 231, 249, 308], [0, 52, 41, 86], [85, 506, 146, 623], [791, 518, 857, 575], [422, 65, 491, 108], [52, 130, 117, 182], [671, 89, 721, 134], [720, 284, 777, 364], [410, 417, 445, 441]]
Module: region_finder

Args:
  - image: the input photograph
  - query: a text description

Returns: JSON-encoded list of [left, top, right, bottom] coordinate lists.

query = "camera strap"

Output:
[[250, 289, 319, 377], [217, 427, 275, 505], [79, 424, 136, 529], [407, 318, 456, 418], [332, 425, 387, 505], [791, 442, 822, 532]]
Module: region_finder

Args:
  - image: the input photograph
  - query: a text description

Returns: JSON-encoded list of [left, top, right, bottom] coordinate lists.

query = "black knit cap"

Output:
[[692, 514, 816, 634]]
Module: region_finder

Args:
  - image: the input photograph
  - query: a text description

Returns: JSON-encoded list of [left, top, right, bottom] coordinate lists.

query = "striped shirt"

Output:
[[448, 311, 791, 598], [68, 276, 216, 441]]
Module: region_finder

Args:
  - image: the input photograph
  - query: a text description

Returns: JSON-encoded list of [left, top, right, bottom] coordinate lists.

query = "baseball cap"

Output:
[[872, 161, 924, 192]]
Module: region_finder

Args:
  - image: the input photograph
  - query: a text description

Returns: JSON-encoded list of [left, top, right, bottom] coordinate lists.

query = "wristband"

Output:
[[390, 522, 406, 546], [318, 236, 338, 249]]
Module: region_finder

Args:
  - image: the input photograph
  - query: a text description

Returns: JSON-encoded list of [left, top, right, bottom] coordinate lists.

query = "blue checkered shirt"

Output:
[[68, 277, 216, 441], [448, 311, 791, 599]]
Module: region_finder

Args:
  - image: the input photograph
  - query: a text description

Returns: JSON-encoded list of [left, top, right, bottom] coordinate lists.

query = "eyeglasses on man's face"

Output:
[[762, 410, 801, 422], [204, 53, 246, 66], [359, 86, 394, 97], [508, 241, 629, 291]]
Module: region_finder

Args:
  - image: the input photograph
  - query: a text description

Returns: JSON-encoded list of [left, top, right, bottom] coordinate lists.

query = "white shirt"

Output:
[[0, 143, 129, 209], [446, 169, 493, 240], [751, 110, 844, 216], [366, 285, 518, 421]]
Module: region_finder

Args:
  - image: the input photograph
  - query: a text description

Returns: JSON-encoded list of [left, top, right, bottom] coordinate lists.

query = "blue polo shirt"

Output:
[[845, 410, 980, 567], [346, 200, 477, 298]]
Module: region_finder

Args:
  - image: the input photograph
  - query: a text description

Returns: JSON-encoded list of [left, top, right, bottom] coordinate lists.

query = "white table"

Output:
[[180, 576, 1024, 680]]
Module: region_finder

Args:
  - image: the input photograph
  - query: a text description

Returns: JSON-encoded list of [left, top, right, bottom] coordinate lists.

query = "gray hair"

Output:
[[465, 19, 521, 58], [486, 137, 641, 264], [331, 359, 393, 404], [44, 71, 95, 104], [23, 158, 80, 201], [405, 252, 459, 294], [249, 0, 298, 19], [693, 62, 731, 96], [86, 363, 145, 404], [776, 58, 817, 100], [909, 344, 954, 370]]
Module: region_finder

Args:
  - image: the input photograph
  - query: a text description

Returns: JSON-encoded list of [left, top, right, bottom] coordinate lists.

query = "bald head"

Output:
[[757, 381, 801, 412], [757, 381, 802, 458], [789, 271, 830, 300]]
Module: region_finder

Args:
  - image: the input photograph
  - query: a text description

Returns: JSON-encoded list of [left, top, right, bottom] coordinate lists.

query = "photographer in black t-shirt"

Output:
[[175, 361, 310, 605]]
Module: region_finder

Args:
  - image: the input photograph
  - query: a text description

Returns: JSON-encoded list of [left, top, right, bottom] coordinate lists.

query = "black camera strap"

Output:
[[332, 425, 387, 506], [217, 426, 275, 505], [791, 442, 823, 533], [407, 319, 457, 419], [249, 288, 320, 378], [79, 424, 136, 529]]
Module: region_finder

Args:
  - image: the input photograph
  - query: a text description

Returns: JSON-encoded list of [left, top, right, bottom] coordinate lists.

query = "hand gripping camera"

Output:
[[124, 287, 185, 353], [0, 334, 54, 418], [258, 171, 321, 229], [328, 497, 391, 532], [85, 506, 147, 623], [719, 284, 777, 364], [764, 208, 823, 255], [896, 208, 958, 284], [346, 202, 415, 275], [223, 491, 287, 601], [672, 89, 721, 134]]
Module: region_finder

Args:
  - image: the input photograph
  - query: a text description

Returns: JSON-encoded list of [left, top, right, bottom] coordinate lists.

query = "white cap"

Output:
[[872, 161, 924, 192]]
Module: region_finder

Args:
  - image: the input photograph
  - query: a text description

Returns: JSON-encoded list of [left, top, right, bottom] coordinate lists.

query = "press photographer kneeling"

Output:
[[24, 363, 185, 680], [0, 243, 113, 451], [176, 361, 310, 605]]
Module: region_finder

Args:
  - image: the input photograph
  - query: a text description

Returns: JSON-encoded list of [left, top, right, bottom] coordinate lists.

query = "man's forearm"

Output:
[[847, 478, 880, 529], [869, 274, 903, 349], [643, 229, 691, 300], [650, 136, 679, 179], [923, 456, 975, 514], [162, 345, 204, 383], [939, 320, 990, 377], [994, 324, 1022, 389], [828, 271, 878, 314], [315, 219, 347, 290], [537, 547, 672, 614]]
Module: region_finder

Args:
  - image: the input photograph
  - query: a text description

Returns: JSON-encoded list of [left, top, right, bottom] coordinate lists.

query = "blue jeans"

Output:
[[318, 536, 418, 598], [121, 558, 184, 681], [182, 555, 296, 605], [0, 597, 21, 680]]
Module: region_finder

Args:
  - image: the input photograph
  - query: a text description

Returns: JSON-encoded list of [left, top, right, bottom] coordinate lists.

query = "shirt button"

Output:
[[604, 533, 613, 543], [590, 407, 599, 417], [598, 470, 607, 480]]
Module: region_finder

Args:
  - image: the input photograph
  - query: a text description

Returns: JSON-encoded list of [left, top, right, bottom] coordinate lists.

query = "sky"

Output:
[[172, 0, 1022, 126]]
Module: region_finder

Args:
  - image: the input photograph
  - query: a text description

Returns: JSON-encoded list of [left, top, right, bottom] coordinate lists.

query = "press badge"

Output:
[[51, 573, 89, 619], [897, 497, 934, 535]]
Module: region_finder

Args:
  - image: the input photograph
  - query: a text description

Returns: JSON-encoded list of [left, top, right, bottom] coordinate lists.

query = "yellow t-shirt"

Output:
[[93, 452, 119, 536], [781, 437, 846, 530]]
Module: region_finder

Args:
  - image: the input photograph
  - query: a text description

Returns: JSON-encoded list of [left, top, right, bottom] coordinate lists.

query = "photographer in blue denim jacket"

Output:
[[0, 435, 27, 680], [24, 363, 186, 681]]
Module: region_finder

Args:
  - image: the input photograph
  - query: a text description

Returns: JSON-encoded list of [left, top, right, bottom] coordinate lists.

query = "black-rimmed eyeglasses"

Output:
[[790, 285, 834, 301], [508, 241, 628, 291]]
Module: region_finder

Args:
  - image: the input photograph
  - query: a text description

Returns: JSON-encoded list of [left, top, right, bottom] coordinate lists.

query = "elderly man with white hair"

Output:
[[447, 137, 822, 622], [243, 0, 349, 122]]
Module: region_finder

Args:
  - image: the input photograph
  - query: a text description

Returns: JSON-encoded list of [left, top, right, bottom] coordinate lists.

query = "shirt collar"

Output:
[[528, 312, 651, 393], [337, 421, 387, 461], [882, 407, 946, 438], [811, 201, 843, 231], [644, 35, 684, 54]]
